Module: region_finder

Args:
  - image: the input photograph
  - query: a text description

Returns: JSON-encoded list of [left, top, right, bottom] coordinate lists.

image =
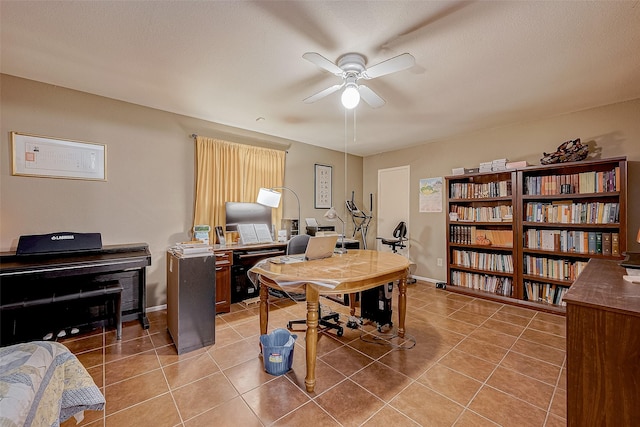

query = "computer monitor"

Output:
[[224, 202, 272, 232]]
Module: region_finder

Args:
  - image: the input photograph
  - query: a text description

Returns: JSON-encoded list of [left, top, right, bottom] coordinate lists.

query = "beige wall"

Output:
[[2, 73, 637, 301], [363, 98, 640, 281], [0, 74, 363, 307]]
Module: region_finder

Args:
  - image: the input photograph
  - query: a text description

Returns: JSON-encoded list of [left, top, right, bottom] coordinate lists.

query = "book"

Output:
[[612, 232, 620, 256], [588, 232, 596, 254], [237, 223, 273, 245], [602, 232, 612, 256], [595, 232, 602, 254]]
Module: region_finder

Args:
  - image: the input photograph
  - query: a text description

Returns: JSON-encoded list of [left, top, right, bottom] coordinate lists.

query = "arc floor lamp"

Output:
[[257, 187, 300, 236]]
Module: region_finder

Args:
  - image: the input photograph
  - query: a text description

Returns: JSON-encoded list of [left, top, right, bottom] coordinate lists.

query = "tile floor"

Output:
[[60, 281, 567, 427]]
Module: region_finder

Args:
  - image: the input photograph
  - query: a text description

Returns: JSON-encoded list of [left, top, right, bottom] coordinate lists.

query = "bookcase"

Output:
[[445, 157, 627, 313], [446, 171, 517, 300]]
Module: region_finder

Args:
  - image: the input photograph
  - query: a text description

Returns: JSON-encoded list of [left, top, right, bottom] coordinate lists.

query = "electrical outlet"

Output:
[[437, 258, 443, 267]]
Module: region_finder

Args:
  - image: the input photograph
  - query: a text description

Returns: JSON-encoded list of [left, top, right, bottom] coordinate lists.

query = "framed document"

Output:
[[314, 164, 332, 209], [11, 132, 106, 181]]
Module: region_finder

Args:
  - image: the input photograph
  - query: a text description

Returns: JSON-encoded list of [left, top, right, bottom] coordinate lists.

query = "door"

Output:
[[377, 165, 410, 255]]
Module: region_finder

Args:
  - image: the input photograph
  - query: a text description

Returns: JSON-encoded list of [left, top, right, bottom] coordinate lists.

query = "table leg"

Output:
[[259, 281, 269, 351], [304, 285, 319, 393], [397, 276, 407, 338], [349, 292, 356, 316]]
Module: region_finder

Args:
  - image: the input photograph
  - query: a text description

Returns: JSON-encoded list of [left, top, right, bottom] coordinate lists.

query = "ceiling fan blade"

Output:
[[358, 85, 386, 108], [303, 52, 344, 76], [362, 53, 415, 79], [303, 83, 344, 104]]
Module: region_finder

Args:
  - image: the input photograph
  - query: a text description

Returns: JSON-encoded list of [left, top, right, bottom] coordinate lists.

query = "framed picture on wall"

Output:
[[314, 164, 332, 209], [11, 132, 107, 181]]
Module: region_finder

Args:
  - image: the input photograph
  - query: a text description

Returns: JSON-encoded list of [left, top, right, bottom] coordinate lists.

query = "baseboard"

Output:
[[409, 275, 442, 286], [147, 304, 167, 313]]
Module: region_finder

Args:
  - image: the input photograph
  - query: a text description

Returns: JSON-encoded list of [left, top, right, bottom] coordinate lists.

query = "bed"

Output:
[[0, 341, 105, 427]]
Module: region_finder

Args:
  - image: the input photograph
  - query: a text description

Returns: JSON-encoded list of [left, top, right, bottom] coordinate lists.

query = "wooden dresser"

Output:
[[563, 258, 640, 426]]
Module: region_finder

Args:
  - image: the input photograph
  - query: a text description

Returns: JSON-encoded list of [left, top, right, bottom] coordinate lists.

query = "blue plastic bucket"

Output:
[[260, 328, 297, 375]]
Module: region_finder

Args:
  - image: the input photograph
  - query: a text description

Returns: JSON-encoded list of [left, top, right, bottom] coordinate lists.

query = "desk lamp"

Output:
[[324, 207, 347, 254], [257, 187, 300, 236]]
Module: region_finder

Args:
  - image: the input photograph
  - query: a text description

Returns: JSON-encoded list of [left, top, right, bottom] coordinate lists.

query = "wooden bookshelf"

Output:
[[446, 171, 517, 301], [445, 157, 627, 314]]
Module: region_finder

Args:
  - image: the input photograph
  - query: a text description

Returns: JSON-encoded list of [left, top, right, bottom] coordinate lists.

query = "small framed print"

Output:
[[11, 132, 106, 181], [314, 164, 332, 209]]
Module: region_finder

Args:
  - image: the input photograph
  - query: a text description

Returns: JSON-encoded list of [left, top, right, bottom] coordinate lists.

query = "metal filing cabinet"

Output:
[[166, 251, 215, 354]]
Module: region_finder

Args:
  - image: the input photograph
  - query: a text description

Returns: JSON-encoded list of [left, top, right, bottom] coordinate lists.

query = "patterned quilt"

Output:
[[0, 341, 105, 427]]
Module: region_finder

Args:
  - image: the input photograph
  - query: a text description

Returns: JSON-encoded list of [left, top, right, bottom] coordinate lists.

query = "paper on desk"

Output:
[[626, 268, 640, 276]]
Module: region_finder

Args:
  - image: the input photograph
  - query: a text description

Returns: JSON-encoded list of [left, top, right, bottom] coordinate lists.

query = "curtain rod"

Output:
[[189, 133, 289, 153]]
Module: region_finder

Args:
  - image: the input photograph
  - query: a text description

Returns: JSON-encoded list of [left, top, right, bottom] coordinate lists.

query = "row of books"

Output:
[[523, 281, 569, 306], [524, 229, 620, 256], [523, 255, 588, 282], [449, 180, 512, 199], [450, 225, 514, 247], [525, 201, 619, 224], [524, 167, 620, 195], [450, 271, 513, 296], [451, 249, 514, 273], [450, 204, 513, 222]]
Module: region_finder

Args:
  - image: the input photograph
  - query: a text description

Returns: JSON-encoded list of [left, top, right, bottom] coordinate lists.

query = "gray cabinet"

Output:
[[166, 252, 216, 354]]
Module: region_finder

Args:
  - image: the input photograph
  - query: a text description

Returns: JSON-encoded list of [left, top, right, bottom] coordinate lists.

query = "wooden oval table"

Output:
[[249, 249, 410, 393]]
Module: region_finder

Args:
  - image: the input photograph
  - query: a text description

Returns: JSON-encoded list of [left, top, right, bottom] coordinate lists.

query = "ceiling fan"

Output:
[[302, 52, 415, 109]]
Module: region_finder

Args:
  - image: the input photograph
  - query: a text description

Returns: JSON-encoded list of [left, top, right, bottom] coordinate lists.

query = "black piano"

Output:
[[0, 242, 151, 345]]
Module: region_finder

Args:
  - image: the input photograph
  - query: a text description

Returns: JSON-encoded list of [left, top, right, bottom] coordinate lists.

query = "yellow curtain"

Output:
[[193, 136, 285, 241]]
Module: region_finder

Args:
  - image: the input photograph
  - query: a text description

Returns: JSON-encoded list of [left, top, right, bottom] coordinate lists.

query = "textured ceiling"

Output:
[[2, 1, 640, 156]]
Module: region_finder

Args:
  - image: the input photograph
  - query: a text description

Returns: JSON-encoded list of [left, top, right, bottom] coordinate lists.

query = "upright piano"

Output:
[[0, 243, 151, 345]]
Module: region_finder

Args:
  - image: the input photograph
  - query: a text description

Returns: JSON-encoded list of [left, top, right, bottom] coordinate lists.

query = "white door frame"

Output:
[[377, 165, 410, 255]]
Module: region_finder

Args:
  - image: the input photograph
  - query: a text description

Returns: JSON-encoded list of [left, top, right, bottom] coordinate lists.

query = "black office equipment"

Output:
[[231, 246, 285, 302], [360, 282, 393, 331], [224, 202, 272, 232], [305, 225, 335, 236]]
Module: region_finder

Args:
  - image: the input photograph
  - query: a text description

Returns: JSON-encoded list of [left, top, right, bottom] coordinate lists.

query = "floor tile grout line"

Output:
[[455, 311, 557, 424], [281, 373, 360, 426], [158, 346, 218, 425], [543, 353, 568, 424]]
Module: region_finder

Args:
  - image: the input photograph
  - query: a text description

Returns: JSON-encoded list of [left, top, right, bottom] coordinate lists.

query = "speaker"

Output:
[[16, 232, 102, 255]]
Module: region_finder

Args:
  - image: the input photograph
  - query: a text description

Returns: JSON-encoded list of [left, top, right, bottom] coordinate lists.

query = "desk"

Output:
[[250, 249, 409, 392], [213, 242, 287, 306], [563, 259, 640, 426]]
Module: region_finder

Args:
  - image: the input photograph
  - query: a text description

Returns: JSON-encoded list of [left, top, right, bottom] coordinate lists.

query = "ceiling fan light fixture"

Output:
[[341, 84, 360, 109]]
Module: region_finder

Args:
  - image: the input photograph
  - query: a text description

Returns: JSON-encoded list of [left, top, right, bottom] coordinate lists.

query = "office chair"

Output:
[[379, 221, 416, 284], [380, 221, 407, 253], [285, 234, 344, 336]]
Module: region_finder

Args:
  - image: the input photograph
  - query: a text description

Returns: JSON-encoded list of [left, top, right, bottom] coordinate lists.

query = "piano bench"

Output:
[[1, 281, 124, 341], [95, 282, 124, 340]]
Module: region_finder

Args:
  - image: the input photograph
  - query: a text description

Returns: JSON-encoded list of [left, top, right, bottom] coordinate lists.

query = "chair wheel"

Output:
[[337, 328, 344, 337]]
